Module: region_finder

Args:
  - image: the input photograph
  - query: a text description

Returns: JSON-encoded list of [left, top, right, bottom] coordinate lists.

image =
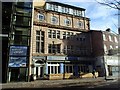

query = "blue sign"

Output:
[[47, 56, 66, 60], [67, 57, 78, 60], [9, 57, 27, 67], [10, 46, 27, 56]]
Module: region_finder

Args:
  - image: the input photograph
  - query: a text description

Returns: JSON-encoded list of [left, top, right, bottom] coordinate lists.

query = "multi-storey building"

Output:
[[30, 1, 94, 80], [2, 0, 119, 83], [90, 30, 119, 77], [2, 2, 33, 83]]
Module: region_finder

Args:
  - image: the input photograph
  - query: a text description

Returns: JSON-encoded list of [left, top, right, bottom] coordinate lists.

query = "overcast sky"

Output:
[[54, 0, 118, 34]]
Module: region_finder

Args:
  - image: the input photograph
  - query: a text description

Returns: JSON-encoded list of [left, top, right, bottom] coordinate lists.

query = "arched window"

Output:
[[64, 18, 71, 26], [51, 16, 58, 24], [38, 13, 45, 21], [78, 21, 83, 27]]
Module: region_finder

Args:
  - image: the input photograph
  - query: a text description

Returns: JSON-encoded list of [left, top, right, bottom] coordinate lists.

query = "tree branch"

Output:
[[96, 0, 120, 10]]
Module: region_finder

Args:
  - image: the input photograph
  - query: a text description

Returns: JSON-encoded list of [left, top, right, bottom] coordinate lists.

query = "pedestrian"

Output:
[[92, 69, 96, 78]]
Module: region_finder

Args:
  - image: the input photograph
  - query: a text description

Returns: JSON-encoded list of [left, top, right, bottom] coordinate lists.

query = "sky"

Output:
[[54, 0, 118, 34]]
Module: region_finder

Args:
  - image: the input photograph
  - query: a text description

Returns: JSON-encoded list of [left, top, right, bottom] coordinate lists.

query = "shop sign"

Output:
[[47, 56, 66, 60]]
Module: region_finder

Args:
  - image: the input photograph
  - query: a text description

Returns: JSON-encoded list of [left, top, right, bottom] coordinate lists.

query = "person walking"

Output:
[[92, 69, 96, 78]]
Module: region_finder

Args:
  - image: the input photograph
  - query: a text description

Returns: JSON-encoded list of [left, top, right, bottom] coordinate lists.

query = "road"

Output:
[[1, 77, 119, 90]]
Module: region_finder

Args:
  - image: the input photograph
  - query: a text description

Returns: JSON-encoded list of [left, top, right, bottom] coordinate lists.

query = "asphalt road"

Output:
[[1, 77, 119, 90]]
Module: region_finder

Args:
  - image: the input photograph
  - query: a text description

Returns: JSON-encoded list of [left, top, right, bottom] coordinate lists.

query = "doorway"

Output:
[[9, 68, 27, 82]]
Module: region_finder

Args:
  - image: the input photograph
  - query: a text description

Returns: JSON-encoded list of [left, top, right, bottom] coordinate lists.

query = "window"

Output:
[[57, 31, 60, 39], [64, 18, 71, 26], [110, 45, 113, 49], [109, 35, 112, 41], [114, 36, 118, 43], [65, 65, 73, 73], [52, 30, 56, 38], [53, 5, 58, 11], [38, 13, 45, 21], [48, 29, 52, 38], [103, 34, 106, 41], [47, 63, 60, 74], [65, 7, 69, 13], [67, 32, 70, 39], [78, 21, 83, 28], [51, 16, 58, 24], [78, 11, 82, 16], [36, 31, 44, 53], [13, 15, 31, 26], [48, 44, 60, 54], [63, 32, 66, 39], [104, 44, 107, 52]]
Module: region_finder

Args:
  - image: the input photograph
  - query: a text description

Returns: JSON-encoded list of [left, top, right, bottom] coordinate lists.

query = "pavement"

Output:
[[1, 77, 119, 89]]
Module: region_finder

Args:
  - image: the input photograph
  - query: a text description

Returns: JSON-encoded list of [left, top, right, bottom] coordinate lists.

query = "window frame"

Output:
[[51, 16, 58, 24], [38, 13, 45, 21], [64, 18, 71, 26]]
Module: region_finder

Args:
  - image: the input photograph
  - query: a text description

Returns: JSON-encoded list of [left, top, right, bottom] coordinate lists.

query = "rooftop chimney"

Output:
[[106, 28, 111, 32]]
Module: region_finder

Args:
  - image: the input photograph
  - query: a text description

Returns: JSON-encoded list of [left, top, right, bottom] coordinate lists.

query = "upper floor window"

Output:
[[62, 7, 69, 13], [51, 16, 58, 24], [78, 21, 83, 28], [109, 35, 112, 42], [110, 45, 113, 49], [48, 29, 52, 38], [63, 32, 66, 39], [104, 44, 107, 52], [114, 36, 118, 43], [38, 13, 45, 21], [64, 18, 71, 26], [57, 31, 60, 39], [103, 34, 106, 41]]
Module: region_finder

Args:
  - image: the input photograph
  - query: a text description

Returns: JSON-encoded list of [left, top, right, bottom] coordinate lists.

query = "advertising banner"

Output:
[[9, 46, 27, 56], [8, 57, 27, 67]]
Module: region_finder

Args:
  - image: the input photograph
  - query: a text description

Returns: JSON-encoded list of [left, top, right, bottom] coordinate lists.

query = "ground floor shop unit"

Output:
[[32, 56, 96, 80], [105, 56, 120, 77], [95, 55, 119, 77]]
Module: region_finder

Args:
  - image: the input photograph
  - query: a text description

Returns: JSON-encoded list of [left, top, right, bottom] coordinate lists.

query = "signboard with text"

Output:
[[10, 46, 27, 56], [9, 46, 28, 67], [9, 57, 27, 67]]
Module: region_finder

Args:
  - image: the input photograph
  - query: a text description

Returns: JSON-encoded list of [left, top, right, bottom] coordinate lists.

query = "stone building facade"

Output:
[[30, 1, 94, 80]]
